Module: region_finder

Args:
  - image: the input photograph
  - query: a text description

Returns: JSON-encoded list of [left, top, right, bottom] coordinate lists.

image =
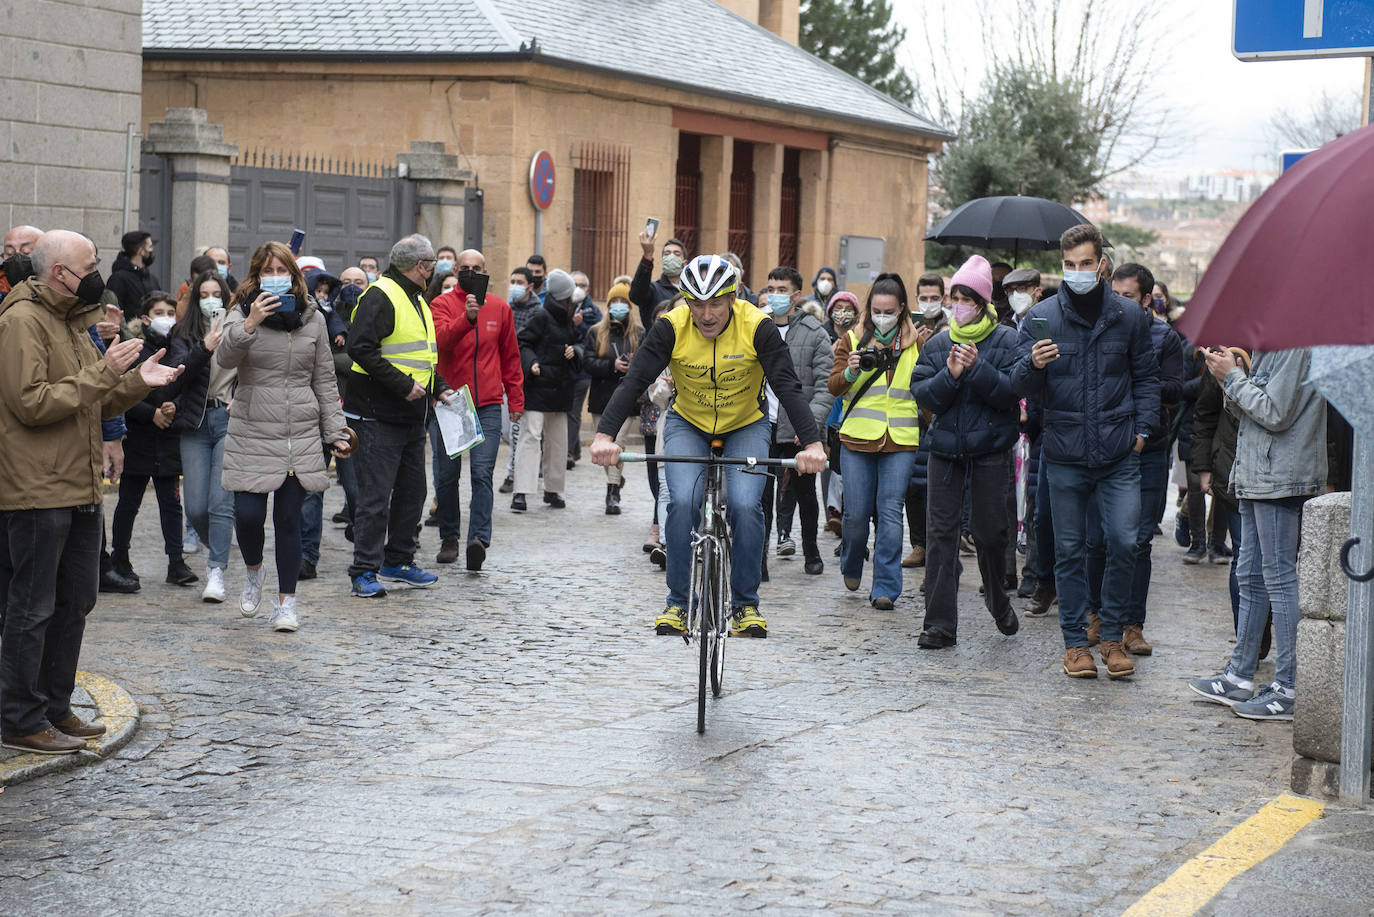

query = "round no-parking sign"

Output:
[[529, 150, 555, 211]]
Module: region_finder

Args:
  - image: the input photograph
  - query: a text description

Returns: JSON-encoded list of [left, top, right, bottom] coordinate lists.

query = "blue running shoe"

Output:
[[1233, 686, 1295, 721], [1187, 673, 1252, 707], [379, 563, 438, 587], [351, 572, 388, 598]]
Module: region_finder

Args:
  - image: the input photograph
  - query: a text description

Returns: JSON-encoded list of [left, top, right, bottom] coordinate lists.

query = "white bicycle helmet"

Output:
[[678, 254, 738, 300]]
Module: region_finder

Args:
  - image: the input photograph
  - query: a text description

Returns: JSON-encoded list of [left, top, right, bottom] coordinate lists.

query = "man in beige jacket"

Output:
[[0, 230, 182, 755]]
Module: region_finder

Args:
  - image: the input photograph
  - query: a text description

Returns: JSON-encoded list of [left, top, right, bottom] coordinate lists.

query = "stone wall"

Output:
[[1, 0, 142, 254]]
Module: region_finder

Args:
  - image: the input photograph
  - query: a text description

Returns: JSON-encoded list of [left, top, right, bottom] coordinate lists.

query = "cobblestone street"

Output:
[[0, 447, 1298, 915]]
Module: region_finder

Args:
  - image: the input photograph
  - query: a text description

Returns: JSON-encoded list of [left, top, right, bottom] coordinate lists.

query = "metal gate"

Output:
[[227, 150, 414, 275], [728, 139, 754, 287]]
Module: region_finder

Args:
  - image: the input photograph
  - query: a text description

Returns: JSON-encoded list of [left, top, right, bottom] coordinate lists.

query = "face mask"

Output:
[[831, 309, 856, 328], [871, 313, 898, 334], [61, 266, 106, 304], [572, 287, 587, 305], [1009, 291, 1033, 316], [766, 293, 792, 316], [953, 302, 983, 326], [365, 271, 378, 283], [816, 278, 834, 297], [146, 315, 175, 336], [142, 250, 155, 268], [215, 263, 229, 278], [661, 254, 684, 277], [260, 275, 291, 295], [1063, 270, 1099, 295], [457, 267, 487, 296], [199, 297, 223, 317], [1152, 297, 1168, 314], [435, 259, 454, 274], [609, 303, 630, 321], [4, 253, 34, 287], [530, 274, 544, 290], [508, 283, 527, 303], [918, 300, 943, 320]]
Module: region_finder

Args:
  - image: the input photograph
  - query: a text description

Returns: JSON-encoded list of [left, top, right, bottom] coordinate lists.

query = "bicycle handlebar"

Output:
[[620, 452, 828, 470]]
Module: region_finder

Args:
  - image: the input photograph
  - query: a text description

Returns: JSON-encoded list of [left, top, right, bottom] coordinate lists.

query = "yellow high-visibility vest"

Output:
[[838, 329, 921, 445], [665, 299, 770, 434], [350, 275, 437, 387]]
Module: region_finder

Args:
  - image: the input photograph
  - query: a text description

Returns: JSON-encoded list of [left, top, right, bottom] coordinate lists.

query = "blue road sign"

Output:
[[1281, 149, 1314, 171], [1234, 0, 1374, 60]]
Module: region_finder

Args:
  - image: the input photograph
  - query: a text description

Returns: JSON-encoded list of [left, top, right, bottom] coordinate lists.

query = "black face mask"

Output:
[[61, 266, 106, 305], [3, 254, 34, 287], [142, 250, 155, 268]]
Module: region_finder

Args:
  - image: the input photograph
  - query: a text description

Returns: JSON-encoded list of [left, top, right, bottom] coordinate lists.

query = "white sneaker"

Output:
[[184, 530, 204, 554], [777, 537, 796, 557], [202, 566, 226, 603], [240, 567, 265, 617], [269, 596, 299, 633]]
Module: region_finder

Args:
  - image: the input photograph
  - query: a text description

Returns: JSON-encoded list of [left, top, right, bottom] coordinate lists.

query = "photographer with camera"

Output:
[[910, 256, 1023, 648], [827, 273, 922, 610]]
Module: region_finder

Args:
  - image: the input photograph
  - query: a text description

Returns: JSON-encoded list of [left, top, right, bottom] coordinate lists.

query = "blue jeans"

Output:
[[840, 447, 917, 604], [428, 404, 504, 545], [1046, 453, 1140, 647], [1228, 498, 1300, 689], [300, 450, 344, 566], [662, 412, 769, 609], [1034, 453, 1055, 592], [179, 405, 233, 570], [1226, 503, 1244, 627], [1127, 450, 1170, 626]]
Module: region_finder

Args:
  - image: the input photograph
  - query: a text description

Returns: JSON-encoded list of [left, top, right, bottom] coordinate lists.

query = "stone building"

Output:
[[140, 0, 948, 296], [3, 0, 143, 257]]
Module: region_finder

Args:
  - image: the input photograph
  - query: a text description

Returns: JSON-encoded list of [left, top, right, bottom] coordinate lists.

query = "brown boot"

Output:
[[1063, 646, 1097, 678], [902, 546, 925, 568], [52, 714, 106, 738], [2, 726, 85, 755], [1123, 624, 1153, 656], [1086, 612, 1102, 646], [436, 537, 461, 564], [1100, 640, 1136, 678]]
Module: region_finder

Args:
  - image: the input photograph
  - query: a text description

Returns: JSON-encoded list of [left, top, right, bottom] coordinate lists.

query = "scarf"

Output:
[[949, 305, 998, 345]]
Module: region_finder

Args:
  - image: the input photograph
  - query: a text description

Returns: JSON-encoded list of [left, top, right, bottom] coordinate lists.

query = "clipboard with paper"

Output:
[[434, 385, 485, 458]]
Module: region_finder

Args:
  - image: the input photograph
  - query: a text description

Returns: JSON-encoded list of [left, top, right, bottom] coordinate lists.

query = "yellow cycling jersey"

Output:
[[665, 299, 770, 435]]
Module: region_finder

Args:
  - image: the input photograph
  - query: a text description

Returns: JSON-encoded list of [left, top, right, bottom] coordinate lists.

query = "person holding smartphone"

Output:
[[219, 241, 350, 633], [583, 281, 643, 516], [167, 270, 236, 603]]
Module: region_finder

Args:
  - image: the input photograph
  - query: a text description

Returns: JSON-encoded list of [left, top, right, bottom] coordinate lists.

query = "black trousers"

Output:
[[0, 506, 102, 736], [923, 452, 1012, 639], [234, 475, 307, 595], [906, 478, 927, 548], [762, 439, 820, 559], [111, 474, 184, 560], [349, 418, 428, 578]]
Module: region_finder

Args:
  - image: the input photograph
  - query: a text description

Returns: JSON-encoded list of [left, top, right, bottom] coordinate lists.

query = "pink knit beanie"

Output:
[[950, 255, 993, 303]]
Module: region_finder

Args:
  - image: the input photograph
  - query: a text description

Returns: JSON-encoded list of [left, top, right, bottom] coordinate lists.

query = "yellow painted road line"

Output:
[[1123, 793, 1325, 917]]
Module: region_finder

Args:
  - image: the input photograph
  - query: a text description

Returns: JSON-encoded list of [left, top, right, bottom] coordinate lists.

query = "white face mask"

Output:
[[816, 278, 834, 297], [1009, 291, 1033, 316], [148, 315, 176, 337], [918, 300, 943, 320], [572, 287, 587, 305], [871, 313, 898, 333]]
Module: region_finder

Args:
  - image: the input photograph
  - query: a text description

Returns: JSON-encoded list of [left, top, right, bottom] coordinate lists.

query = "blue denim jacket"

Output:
[[1225, 348, 1327, 500]]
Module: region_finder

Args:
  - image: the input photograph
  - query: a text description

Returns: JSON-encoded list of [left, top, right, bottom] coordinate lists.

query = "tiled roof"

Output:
[[142, 0, 950, 139]]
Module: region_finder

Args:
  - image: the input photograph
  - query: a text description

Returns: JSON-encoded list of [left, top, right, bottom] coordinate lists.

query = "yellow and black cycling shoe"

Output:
[[729, 605, 767, 638], [655, 604, 687, 635]]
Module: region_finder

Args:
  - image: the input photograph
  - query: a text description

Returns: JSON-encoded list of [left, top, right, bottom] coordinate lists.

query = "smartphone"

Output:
[[465, 271, 489, 305], [289, 229, 306, 255], [645, 217, 659, 239], [209, 306, 226, 325], [274, 293, 297, 315], [1031, 317, 1052, 341]]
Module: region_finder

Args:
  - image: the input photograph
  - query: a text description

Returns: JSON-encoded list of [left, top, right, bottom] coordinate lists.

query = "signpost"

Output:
[[1233, 0, 1374, 60], [1281, 149, 1315, 172], [528, 150, 555, 255], [1236, 0, 1374, 806]]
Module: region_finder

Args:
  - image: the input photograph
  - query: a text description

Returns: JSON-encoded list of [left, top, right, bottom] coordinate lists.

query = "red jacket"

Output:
[[432, 289, 525, 413]]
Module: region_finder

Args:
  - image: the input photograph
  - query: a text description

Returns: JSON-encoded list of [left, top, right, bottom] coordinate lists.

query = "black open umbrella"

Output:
[[925, 195, 1107, 263]]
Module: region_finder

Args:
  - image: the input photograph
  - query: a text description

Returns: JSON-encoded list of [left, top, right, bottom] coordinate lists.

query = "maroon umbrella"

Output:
[[1175, 123, 1374, 350]]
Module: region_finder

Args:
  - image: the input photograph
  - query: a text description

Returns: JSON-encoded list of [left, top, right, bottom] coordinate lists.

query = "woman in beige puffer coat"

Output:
[[218, 241, 348, 633]]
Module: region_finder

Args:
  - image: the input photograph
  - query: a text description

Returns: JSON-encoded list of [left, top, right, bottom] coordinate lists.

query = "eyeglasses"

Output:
[[419, 258, 438, 266]]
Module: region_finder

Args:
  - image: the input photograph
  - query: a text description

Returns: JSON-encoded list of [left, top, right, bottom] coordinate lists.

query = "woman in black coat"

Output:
[[583, 284, 644, 514], [110, 291, 196, 588]]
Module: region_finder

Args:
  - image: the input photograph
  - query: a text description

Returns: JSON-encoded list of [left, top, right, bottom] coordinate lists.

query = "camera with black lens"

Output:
[[855, 346, 897, 373]]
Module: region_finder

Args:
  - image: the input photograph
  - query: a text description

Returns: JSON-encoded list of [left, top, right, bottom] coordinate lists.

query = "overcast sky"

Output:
[[895, 0, 1366, 173]]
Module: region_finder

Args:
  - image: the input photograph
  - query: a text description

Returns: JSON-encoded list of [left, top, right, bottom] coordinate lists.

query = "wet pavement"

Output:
[[0, 446, 1317, 914]]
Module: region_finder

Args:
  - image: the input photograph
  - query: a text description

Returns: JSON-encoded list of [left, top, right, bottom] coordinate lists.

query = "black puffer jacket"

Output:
[[123, 330, 183, 477], [518, 297, 584, 413], [911, 321, 1022, 459], [583, 322, 637, 416], [106, 253, 163, 322], [1191, 370, 1239, 508], [165, 331, 219, 433]]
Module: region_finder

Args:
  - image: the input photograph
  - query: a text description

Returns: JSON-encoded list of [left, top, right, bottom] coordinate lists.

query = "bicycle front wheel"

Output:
[[696, 540, 714, 734]]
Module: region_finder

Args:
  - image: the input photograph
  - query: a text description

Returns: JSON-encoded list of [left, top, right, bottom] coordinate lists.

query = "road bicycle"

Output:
[[623, 441, 798, 733]]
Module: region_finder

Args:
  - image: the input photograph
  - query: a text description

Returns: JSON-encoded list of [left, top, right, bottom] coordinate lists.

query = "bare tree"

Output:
[[912, 0, 1179, 186], [1267, 88, 1361, 150]]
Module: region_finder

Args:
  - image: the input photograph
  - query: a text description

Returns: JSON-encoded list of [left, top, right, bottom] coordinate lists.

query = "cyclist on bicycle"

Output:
[[590, 254, 828, 637]]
